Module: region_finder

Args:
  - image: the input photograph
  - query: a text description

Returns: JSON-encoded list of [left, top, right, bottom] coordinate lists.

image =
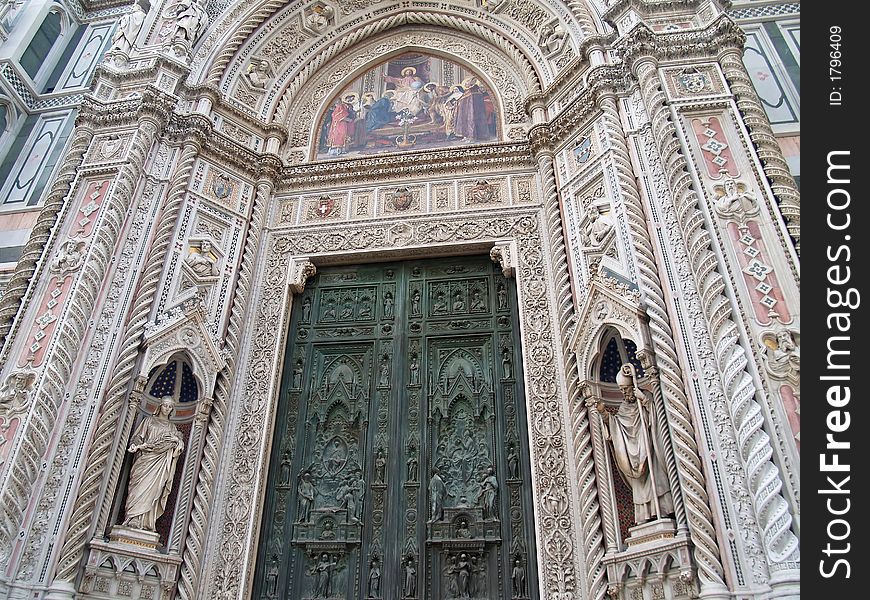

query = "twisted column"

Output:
[[0, 125, 93, 357], [598, 94, 727, 594], [634, 57, 799, 582], [580, 386, 618, 554], [0, 118, 158, 570], [719, 48, 800, 255], [53, 135, 203, 584], [536, 148, 604, 600], [177, 166, 274, 600]]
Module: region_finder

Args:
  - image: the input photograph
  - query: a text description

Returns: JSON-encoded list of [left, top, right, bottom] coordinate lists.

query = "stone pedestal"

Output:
[[625, 517, 676, 549], [108, 525, 160, 550]]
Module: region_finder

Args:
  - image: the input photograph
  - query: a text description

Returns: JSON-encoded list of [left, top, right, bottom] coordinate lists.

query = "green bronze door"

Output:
[[254, 256, 538, 600]]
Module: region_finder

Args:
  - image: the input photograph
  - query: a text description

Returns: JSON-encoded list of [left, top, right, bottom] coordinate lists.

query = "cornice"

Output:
[[603, 0, 731, 27], [276, 142, 535, 191], [616, 14, 746, 67], [77, 86, 178, 128]]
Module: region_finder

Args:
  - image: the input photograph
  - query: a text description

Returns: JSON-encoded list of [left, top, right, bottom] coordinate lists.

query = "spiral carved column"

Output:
[[719, 48, 800, 256], [633, 56, 799, 588], [598, 94, 728, 595], [53, 132, 205, 584]]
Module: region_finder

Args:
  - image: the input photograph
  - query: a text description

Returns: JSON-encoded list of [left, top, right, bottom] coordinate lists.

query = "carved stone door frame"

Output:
[[200, 207, 584, 600]]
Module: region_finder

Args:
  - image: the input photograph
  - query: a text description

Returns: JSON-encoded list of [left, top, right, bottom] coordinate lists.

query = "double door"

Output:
[[254, 256, 538, 599]]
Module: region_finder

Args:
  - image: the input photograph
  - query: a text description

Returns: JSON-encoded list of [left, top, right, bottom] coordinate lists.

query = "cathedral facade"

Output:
[[0, 2, 800, 600]]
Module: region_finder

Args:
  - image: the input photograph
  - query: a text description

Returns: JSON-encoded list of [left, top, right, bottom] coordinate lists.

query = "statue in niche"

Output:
[[407, 446, 419, 481], [581, 204, 614, 246], [301, 296, 312, 322], [279, 450, 292, 485], [497, 283, 507, 310], [110, 3, 146, 54], [186, 240, 218, 277], [764, 324, 800, 381], [409, 354, 420, 385], [310, 553, 338, 597], [429, 468, 447, 521], [266, 554, 279, 597], [319, 520, 336, 540], [597, 364, 674, 524], [383, 292, 395, 318], [293, 360, 303, 389], [411, 289, 421, 315], [0, 369, 36, 415], [456, 518, 471, 539], [502, 347, 513, 379], [476, 466, 499, 520], [375, 448, 387, 483], [379, 357, 390, 388], [245, 60, 272, 89], [511, 558, 526, 597], [297, 470, 315, 522], [368, 555, 382, 597], [403, 555, 417, 597], [172, 0, 206, 44], [507, 444, 520, 480], [122, 396, 184, 531]]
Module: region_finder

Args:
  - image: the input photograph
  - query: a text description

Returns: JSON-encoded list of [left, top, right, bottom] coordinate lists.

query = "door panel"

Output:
[[254, 257, 538, 600]]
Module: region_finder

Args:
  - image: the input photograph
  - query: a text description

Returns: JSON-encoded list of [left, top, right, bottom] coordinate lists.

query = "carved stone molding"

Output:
[[200, 208, 582, 600], [287, 257, 317, 294], [490, 242, 517, 278]]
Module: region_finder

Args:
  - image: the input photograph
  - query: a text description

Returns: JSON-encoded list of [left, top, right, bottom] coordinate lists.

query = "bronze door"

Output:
[[254, 256, 538, 600]]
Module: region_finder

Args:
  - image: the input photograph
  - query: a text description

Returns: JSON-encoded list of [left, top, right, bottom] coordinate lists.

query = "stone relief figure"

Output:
[[110, 3, 146, 54], [476, 466, 499, 520], [122, 397, 184, 531], [429, 468, 447, 521], [511, 558, 526, 597], [173, 0, 207, 44], [712, 175, 759, 222], [368, 555, 381, 597], [0, 369, 36, 415], [186, 240, 218, 277], [456, 553, 472, 597], [51, 239, 86, 274], [305, 2, 334, 34], [538, 21, 567, 55], [581, 204, 614, 246], [245, 59, 272, 89], [310, 553, 338, 597], [597, 364, 674, 524], [298, 470, 315, 522], [763, 324, 800, 382], [403, 555, 417, 597]]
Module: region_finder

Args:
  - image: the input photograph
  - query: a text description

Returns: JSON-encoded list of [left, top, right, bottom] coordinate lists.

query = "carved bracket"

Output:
[[489, 242, 517, 278], [288, 257, 317, 294]]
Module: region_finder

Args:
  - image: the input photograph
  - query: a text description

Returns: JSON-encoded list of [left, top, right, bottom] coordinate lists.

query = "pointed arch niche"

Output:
[[314, 51, 500, 159]]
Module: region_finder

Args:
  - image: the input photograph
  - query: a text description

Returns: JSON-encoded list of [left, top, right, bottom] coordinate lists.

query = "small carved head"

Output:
[[156, 396, 175, 417]]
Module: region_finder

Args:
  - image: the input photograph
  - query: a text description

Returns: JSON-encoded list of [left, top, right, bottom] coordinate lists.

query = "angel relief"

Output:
[[316, 52, 499, 158]]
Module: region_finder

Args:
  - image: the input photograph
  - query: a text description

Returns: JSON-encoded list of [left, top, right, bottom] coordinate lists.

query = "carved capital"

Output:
[[288, 258, 317, 294]]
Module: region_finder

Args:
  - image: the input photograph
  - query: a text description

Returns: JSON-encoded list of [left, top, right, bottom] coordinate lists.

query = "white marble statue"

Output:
[[598, 364, 673, 524], [110, 4, 146, 54], [122, 396, 185, 531], [186, 240, 218, 277], [581, 205, 614, 246], [173, 0, 206, 44]]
